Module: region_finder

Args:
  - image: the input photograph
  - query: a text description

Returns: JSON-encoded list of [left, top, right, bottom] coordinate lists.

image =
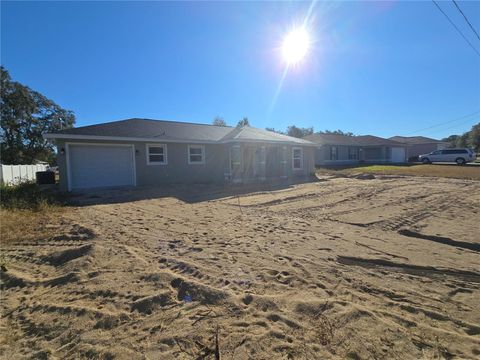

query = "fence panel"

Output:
[[0, 164, 48, 185]]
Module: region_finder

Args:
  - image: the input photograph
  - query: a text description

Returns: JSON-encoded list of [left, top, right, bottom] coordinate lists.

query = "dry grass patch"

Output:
[[1, 182, 68, 246], [317, 164, 480, 180], [0, 207, 65, 246]]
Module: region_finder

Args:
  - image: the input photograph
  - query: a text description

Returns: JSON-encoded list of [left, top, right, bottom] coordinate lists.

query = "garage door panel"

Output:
[[391, 147, 405, 163], [69, 145, 135, 190]]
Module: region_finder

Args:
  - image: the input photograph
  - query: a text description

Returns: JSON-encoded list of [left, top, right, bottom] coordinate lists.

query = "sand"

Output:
[[1, 175, 480, 359]]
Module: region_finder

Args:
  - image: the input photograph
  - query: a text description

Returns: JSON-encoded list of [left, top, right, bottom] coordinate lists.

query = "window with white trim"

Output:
[[292, 147, 303, 170], [147, 144, 167, 165], [188, 145, 205, 164]]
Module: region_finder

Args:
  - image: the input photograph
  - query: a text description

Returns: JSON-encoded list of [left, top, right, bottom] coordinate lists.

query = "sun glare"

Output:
[[282, 27, 310, 65]]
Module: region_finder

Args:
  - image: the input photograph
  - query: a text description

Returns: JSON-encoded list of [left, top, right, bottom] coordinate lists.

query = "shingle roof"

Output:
[[389, 136, 445, 144], [46, 118, 314, 145], [304, 133, 404, 147], [304, 133, 362, 146], [355, 135, 405, 146]]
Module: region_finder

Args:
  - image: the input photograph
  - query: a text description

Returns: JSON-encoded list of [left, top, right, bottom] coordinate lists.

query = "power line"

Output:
[[424, 117, 478, 135], [432, 0, 480, 57], [452, 0, 480, 42], [403, 110, 480, 135]]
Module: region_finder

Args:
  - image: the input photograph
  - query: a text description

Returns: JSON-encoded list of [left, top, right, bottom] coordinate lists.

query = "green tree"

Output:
[[441, 134, 459, 148], [265, 127, 285, 134], [212, 116, 227, 127], [237, 117, 250, 127], [319, 129, 354, 136], [286, 125, 313, 138], [1, 67, 75, 165], [456, 133, 469, 148], [468, 123, 480, 152]]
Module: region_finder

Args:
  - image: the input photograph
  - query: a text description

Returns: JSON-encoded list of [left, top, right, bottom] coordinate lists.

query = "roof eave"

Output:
[[43, 133, 317, 146]]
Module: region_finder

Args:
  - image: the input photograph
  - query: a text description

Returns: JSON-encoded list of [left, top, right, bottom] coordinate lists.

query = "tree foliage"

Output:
[[286, 125, 313, 138], [441, 134, 459, 146], [265, 127, 282, 134], [318, 129, 354, 136], [441, 123, 480, 152], [1, 67, 75, 165], [237, 117, 250, 127], [266, 126, 354, 138], [468, 123, 480, 152], [212, 116, 227, 127]]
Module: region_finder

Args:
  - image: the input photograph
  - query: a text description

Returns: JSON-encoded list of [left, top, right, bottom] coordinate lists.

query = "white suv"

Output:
[[419, 148, 476, 165]]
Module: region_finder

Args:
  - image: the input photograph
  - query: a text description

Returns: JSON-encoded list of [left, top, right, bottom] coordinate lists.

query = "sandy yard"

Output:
[[1, 175, 480, 359]]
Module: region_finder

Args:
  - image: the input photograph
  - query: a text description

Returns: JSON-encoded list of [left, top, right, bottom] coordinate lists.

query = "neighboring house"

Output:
[[304, 133, 407, 166], [389, 136, 450, 161], [44, 118, 316, 191]]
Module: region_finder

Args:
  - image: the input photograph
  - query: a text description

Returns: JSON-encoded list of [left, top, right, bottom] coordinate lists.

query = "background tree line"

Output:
[[213, 116, 353, 138], [265, 126, 354, 138], [441, 123, 480, 152], [216, 115, 479, 153]]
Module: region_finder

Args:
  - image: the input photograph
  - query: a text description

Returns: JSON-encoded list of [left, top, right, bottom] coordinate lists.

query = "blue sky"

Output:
[[2, 1, 479, 139]]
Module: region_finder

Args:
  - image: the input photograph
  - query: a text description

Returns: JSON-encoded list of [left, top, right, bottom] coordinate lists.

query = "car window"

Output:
[[432, 150, 441, 155]]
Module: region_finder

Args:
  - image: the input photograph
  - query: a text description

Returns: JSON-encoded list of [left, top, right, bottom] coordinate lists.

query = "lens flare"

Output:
[[282, 27, 310, 65]]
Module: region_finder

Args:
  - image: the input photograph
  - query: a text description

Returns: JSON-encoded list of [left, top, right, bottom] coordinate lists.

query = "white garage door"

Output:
[[68, 144, 135, 190], [391, 147, 406, 163]]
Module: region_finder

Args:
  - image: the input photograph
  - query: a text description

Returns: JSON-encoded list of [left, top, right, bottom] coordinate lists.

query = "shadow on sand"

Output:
[[66, 176, 320, 206]]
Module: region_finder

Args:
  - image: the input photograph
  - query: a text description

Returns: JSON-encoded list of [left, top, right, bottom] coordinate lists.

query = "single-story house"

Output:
[[304, 133, 407, 166], [389, 136, 450, 161], [44, 118, 316, 191]]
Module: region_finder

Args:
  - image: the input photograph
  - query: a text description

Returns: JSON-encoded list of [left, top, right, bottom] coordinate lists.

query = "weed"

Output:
[[0, 181, 65, 211]]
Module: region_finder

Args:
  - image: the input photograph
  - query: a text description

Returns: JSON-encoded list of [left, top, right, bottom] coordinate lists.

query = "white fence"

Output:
[[0, 164, 49, 185]]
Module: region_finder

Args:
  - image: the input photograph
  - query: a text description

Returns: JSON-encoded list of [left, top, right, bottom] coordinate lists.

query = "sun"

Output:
[[282, 27, 310, 65]]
